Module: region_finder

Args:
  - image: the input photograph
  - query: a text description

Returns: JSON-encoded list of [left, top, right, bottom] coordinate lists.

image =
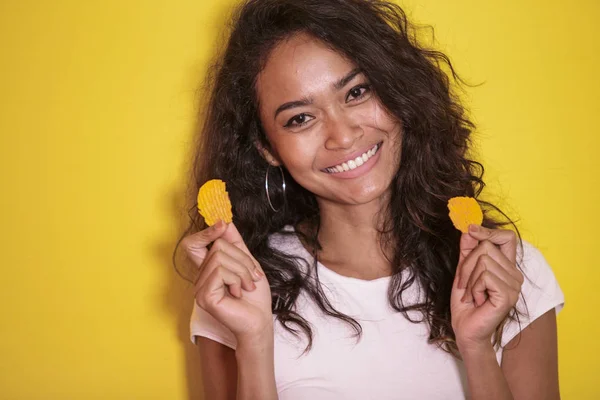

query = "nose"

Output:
[[323, 109, 363, 150]]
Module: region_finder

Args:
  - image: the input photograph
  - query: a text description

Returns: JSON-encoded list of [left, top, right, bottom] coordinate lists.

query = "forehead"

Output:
[[256, 33, 357, 109]]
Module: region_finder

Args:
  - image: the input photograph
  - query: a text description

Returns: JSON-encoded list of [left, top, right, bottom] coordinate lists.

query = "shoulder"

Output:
[[500, 239, 565, 347], [517, 240, 564, 307]]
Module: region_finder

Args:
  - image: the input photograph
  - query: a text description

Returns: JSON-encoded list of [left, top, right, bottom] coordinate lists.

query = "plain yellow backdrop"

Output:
[[0, 0, 598, 398]]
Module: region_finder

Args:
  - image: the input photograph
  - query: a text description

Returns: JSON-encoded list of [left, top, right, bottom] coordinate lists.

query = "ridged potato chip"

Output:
[[447, 196, 483, 233], [197, 179, 233, 226]]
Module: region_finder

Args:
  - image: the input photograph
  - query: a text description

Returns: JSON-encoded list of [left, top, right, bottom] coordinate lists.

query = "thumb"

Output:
[[221, 221, 252, 256], [458, 231, 479, 267], [221, 222, 264, 274], [453, 232, 479, 289], [183, 220, 228, 266], [186, 220, 229, 249]]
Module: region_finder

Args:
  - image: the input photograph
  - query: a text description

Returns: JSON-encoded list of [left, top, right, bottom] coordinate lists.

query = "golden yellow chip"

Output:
[[447, 196, 483, 233], [197, 179, 233, 226]]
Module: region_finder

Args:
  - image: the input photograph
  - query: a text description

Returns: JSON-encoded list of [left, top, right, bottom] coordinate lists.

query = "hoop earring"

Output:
[[265, 165, 286, 212]]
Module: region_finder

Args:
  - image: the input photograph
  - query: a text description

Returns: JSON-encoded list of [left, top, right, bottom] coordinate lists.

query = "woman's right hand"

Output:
[[182, 220, 273, 346]]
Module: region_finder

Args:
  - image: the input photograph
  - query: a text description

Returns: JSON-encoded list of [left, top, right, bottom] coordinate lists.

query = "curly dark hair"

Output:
[[174, 0, 524, 356]]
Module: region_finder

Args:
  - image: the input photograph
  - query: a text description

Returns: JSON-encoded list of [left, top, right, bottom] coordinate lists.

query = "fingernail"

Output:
[[251, 269, 260, 281], [214, 220, 224, 229], [469, 224, 479, 233], [253, 268, 263, 280]]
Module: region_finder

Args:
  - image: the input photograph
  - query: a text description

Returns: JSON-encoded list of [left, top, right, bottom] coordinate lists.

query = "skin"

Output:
[[187, 33, 561, 399], [256, 33, 402, 279]]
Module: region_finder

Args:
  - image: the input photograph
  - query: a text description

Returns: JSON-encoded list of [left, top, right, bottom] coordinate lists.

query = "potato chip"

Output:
[[197, 179, 233, 226], [447, 196, 483, 233]]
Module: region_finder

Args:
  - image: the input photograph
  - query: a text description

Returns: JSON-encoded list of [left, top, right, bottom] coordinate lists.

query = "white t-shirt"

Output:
[[190, 227, 564, 399]]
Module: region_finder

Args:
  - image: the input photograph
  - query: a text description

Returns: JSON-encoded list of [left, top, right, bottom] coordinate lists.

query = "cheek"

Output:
[[373, 101, 401, 133], [353, 99, 401, 136], [271, 135, 319, 171], [368, 102, 403, 164]]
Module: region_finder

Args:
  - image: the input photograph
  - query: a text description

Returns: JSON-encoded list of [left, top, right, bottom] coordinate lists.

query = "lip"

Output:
[[322, 142, 382, 170], [320, 141, 383, 179]]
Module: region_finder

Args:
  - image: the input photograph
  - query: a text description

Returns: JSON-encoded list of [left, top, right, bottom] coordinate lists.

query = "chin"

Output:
[[337, 180, 394, 205]]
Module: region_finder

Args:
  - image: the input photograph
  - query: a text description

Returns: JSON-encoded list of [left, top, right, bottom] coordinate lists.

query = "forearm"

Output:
[[235, 332, 278, 400], [460, 343, 513, 400]]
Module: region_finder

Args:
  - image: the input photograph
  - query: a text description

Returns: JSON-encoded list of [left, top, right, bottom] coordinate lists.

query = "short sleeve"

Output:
[[500, 240, 565, 347], [190, 301, 238, 350]]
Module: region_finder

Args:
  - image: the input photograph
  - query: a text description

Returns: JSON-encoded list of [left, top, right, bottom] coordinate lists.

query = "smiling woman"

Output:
[[256, 34, 402, 205], [173, 0, 564, 399]]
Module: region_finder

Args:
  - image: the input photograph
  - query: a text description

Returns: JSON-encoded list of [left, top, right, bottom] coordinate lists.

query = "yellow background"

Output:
[[0, 0, 597, 398]]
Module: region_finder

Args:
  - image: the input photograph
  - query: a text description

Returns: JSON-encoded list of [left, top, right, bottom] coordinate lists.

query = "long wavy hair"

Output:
[[175, 0, 524, 356]]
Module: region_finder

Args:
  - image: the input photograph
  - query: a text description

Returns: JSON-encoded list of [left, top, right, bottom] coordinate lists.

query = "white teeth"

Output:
[[325, 143, 380, 174]]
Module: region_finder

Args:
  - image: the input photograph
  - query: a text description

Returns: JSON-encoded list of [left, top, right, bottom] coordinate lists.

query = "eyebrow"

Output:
[[333, 68, 362, 91], [273, 68, 363, 120]]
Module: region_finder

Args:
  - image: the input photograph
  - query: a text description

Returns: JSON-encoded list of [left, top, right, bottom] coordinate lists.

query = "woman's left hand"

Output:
[[450, 224, 524, 354]]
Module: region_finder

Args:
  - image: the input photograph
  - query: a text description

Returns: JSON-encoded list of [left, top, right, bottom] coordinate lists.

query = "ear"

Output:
[[254, 140, 282, 166]]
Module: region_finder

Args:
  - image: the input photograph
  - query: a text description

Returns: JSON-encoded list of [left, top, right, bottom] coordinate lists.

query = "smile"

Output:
[[324, 142, 382, 174]]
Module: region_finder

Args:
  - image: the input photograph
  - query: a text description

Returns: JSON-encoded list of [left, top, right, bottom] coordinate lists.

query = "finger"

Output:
[[455, 232, 479, 289], [461, 254, 521, 304], [181, 221, 229, 267], [196, 267, 244, 309], [209, 238, 263, 281], [457, 236, 520, 290], [195, 249, 257, 293], [468, 225, 517, 265], [471, 268, 518, 310], [476, 240, 524, 284], [220, 222, 266, 275], [221, 222, 251, 254], [459, 232, 479, 266]]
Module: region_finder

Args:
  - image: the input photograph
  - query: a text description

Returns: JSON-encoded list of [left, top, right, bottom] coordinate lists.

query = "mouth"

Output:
[[323, 142, 382, 174]]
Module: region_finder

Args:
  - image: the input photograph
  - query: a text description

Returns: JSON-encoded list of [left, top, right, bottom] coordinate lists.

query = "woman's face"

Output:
[[256, 33, 402, 207]]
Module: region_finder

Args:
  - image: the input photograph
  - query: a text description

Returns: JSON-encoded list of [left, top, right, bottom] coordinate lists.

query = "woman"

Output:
[[176, 0, 564, 398]]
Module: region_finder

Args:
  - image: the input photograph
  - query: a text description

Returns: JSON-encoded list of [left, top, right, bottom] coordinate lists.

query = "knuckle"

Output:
[[211, 267, 223, 279], [195, 291, 206, 309], [212, 238, 226, 251], [479, 254, 491, 264], [505, 229, 517, 242], [181, 237, 197, 253], [241, 268, 253, 280], [210, 250, 225, 264], [481, 240, 495, 251]]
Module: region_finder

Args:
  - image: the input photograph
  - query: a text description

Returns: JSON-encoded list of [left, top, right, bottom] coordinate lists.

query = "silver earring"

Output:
[[265, 165, 286, 212]]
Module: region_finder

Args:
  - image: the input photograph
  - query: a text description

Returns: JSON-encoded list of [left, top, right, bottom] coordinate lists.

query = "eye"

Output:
[[284, 113, 314, 128], [345, 84, 371, 102]]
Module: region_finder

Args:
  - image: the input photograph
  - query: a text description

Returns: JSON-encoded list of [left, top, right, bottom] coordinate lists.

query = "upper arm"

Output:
[[501, 309, 560, 400], [196, 336, 238, 400]]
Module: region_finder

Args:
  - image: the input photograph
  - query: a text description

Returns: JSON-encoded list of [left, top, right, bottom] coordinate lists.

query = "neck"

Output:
[[311, 192, 393, 280]]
